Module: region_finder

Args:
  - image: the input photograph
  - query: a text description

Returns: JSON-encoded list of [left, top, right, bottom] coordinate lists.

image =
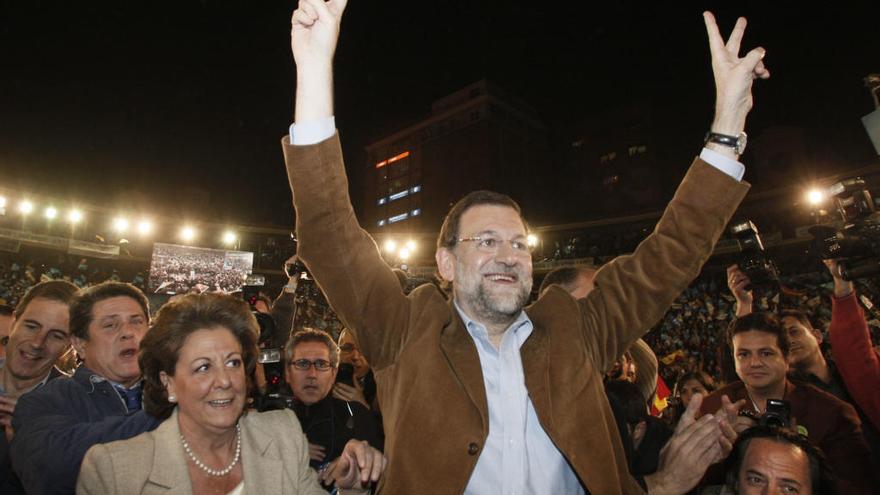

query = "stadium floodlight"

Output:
[[383, 239, 397, 254], [222, 231, 237, 245], [398, 247, 411, 260], [406, 239, 417, 252], [44, 207, 57, 220], [180, 226, 196, 242], [806, 189, 825, 206], [137, 220, 153, 235], [527, 234, 539, 248], [113, 217, 129, 233], [19, 200, 34, 215], [68, 209, 83, 224]]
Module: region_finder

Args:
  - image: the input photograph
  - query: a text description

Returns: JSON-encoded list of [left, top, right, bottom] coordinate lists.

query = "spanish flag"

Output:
[[651, 376, 671, 416]]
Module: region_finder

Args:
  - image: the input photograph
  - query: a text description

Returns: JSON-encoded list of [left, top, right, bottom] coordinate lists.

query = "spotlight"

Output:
[[399, 247, 411, 260], [806, 189, 825, 206], [180, 226, 196, 242], [44, 207, 57, 220], [113, 217, 129, 233], [19, 201, 34, 215], [527, 234, 539, 248], [222, 231, 237, 245], [137, 220, 153, 235], [406, 240, 417, 252], [0, 196, 6, 208], [68, 209, 83, 223], [384, 239, 397, 253]]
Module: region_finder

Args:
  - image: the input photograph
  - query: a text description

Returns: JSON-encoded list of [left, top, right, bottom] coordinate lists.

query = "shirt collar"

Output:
[[453, 300, 532, 346]]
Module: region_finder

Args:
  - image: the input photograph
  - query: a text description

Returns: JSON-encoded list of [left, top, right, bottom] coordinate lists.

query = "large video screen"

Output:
[[149, 242, 254, 295]]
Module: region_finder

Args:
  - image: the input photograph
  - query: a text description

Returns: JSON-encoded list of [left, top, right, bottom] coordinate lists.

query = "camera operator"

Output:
[[284, 329, 382, 490], [825, 259, 880, 433], [698, 312, 871, 493], [728, 264, 848, 399]]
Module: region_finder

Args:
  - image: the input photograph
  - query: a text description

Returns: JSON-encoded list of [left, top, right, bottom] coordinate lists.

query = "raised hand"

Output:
[[726, 264, 753, 316], [291, 0, 347, 68], [703, 12, 769, 138], [823, 259, 854, 297], [291, 0, 348, 122]]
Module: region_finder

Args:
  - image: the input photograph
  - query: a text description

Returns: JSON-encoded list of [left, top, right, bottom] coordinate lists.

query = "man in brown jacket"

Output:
[[284, 1, 766, 493]]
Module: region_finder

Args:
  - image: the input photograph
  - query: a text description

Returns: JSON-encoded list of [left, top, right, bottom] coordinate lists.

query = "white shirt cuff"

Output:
[[699, 147, 744, 181], [289, 117, 336, 145]]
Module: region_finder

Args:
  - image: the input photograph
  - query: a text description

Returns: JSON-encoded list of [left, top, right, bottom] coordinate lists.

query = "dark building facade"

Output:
[[364, 80, 550, 234]]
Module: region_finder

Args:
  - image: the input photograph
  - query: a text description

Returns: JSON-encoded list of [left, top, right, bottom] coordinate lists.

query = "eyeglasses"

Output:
[[289, 358, 334, 372], [456, 236, 534, 255]]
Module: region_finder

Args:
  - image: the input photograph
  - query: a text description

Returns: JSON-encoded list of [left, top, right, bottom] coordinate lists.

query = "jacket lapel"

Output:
[[439, 299, 489, 429], [240, 413, 283, 493], [522, 304, 553, 432], [146, 409, 194, 494]]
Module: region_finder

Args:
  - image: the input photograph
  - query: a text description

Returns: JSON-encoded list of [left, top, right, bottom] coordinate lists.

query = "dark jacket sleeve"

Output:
[[829, 291, 880, 431], [10, 388, 158, 495]]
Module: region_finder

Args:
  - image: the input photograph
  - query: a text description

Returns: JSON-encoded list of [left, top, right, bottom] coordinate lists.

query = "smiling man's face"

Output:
[[439, 204, 533, 326]]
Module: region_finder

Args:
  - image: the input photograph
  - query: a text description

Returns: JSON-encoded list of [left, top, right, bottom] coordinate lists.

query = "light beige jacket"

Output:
[[76, 409, 326, 495]]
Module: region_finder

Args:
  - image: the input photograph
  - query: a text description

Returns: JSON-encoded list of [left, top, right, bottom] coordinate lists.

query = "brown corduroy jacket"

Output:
[[283, 133, 748, 494]]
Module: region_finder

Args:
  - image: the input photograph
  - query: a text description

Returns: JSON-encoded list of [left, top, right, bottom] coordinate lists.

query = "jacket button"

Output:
[[467, 442, 479, 455]]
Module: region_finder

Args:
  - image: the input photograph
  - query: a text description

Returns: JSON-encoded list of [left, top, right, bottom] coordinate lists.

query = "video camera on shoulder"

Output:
[[808, 178, 880, 280], [731, 220, 779, 290]]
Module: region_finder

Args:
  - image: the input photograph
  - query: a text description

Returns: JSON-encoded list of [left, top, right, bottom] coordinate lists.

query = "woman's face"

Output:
[[161, 327, 247, 436], [679, 378, 709, 407]]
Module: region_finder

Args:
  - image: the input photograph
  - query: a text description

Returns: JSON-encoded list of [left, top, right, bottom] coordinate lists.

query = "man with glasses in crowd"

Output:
[[284, 329, 381, 486]]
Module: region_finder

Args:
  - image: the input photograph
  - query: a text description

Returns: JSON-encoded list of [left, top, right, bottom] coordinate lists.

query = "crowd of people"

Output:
[[0, 2, 878, 494]]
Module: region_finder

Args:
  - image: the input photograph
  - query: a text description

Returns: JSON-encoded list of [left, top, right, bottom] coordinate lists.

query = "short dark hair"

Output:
[[284, 328, 339, 368], [140, 293, 259, 420], [538, 266, 594, 296], [69, 282, 150, 341], [779, 309, 813, 330], [13, 280, 78, 319], [436, 190, 525, 251], [0, 305, 14, 317], [728, 312, 790, 358], [673, 370, 716, 398], [725, 425, 835, 494]]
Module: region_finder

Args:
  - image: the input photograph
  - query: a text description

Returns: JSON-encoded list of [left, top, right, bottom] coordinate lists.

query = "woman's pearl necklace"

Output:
[[180, 423, 242, 477]]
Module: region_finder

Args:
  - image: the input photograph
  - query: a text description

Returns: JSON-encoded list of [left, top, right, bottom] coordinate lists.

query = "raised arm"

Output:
[[824, 259, 880, 431], [291, 0, 346, 123], [703, 11, 769, 159], [284, 0, 412, 370], [577, 13, 765, 370]]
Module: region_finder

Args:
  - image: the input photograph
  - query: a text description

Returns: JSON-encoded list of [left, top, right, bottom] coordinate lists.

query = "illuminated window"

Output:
[[389, 213, 409, 224], [389, 190, 409, 201], [375, 151, 410, 169]]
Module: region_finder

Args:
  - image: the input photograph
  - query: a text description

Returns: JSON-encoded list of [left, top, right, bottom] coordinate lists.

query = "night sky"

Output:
[[2, 1, 878, 229]]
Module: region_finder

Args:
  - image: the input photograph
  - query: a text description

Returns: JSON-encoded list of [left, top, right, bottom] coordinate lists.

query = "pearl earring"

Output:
[[168, 395, 177, 403]]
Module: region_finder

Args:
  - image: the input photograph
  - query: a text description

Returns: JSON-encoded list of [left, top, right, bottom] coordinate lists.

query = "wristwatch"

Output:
[[704, 131, 747, 155]]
